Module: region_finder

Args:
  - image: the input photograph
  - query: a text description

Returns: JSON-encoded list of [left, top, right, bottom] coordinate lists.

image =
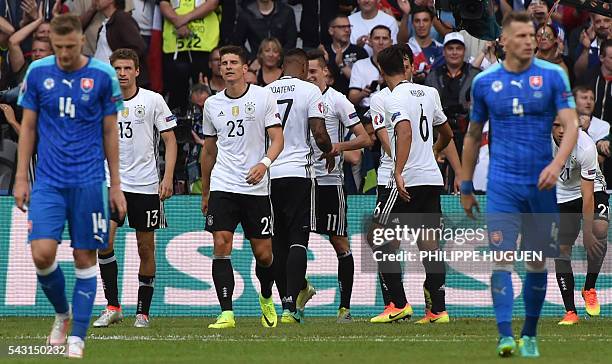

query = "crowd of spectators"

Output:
[[0, 0, 611, 196]]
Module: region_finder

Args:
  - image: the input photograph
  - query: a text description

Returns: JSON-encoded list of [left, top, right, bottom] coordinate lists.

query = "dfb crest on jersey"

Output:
[[121, 108, 129, 118], [43, 78, 55, 90], [135, 105, 146, 119], [232, 106, 239, 117], [529, 76, 543, 90], [245, 102, 255, 115], [80, 78, 94, 93]]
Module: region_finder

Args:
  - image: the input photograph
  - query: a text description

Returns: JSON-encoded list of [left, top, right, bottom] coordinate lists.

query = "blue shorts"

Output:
[[486, 182, 559, 257], [28, 181, 109, 250]]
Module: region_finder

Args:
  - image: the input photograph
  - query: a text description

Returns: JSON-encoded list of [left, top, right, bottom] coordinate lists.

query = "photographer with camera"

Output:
[[425, 32, 479, 193]]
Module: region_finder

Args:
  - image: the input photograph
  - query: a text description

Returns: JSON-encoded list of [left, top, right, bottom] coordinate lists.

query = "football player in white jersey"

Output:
[[94, 49, 177, 329], [380, 45, 455, 324], [299, 50, 372, 322], [552, 120, 608, 325], [266, 48, 334, 324], [201, 46, 284, 329]]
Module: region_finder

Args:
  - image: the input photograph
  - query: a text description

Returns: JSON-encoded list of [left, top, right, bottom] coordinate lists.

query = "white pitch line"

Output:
[[4, 335, 612, 343]]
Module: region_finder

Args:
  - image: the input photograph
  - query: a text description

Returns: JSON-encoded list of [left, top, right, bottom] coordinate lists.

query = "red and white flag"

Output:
[[147, 4, 164, 93]]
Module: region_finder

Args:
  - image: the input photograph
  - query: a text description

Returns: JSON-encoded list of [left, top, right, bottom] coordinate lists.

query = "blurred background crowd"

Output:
[[0, 0, 611, 196]]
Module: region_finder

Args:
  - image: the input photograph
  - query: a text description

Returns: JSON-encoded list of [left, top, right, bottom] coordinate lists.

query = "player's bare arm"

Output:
[[309, 117, 335, 172], [103, 114, 127, 219], [460, 121, 484, 219], [539, 108, 579, 190], [393, 119, 412, 202], [246, 125, 284, 185], [200, 136, 218, 214], [375, 127, 392, 156], [442, 139, 462, 193], [580, 178, 604, 257], [13, 108, 37, 211], [433, 122, 453, 158], [159, 130, 177, 201], [335, 122, 373, 155]]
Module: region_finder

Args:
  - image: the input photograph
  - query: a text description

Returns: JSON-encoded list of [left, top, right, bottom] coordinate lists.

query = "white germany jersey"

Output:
[[266, 76, 325, 179], [203, 85, 281, 195], [313, 87, 360, 185], [386, 81, 447, 187], [554, 130, 606, 204], [370, 87, 393, 186], [105, 88, 176, 194]]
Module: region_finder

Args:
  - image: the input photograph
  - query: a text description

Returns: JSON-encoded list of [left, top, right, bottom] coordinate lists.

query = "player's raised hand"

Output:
[[109, 186, 127, 220], [461, 193, 480, 220], [12, 178, 30, 212], [246, 163, 267, 185], [159, 177, 174, 201], [394, 172, 411, 202], [538, 163, 560, 190]]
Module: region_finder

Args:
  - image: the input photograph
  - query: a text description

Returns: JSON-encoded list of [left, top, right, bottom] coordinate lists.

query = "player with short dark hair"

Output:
[[266, 48, 333, 324], [92, 48, 178, 329], [202, 45, 284, 329], [461, 11, 579, 358], [13, 13, 126, 359], [301, 49, 372, 322], [376, 44, 454, 324]]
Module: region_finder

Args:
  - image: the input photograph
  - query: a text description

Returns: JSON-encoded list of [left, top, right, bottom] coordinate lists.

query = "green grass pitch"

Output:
[[0, 317, 611, 363]]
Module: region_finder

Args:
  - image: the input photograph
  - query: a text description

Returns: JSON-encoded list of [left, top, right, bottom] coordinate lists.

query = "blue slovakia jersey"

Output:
[[470, 58, 575, 185], [18, 56, 123, 187]]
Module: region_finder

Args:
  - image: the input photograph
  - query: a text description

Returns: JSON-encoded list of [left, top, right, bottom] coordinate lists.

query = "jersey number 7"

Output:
[[277, 99, 293, 128]]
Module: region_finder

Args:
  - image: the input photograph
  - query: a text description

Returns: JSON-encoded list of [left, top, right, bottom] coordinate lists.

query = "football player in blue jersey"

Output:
[[13, 14, 126, 359], [460, 12, 579, 358]]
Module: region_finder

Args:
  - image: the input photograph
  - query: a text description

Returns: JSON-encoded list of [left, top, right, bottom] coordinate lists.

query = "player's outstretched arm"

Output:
[[104, 114, 127, 219], [540, 108, 579, 190], [13, 109, 37, 212], [460, 122, 484, 219], [160, 130, 177, 201], [200, 136, 217, 214], [393, 120, 412, 202], [339, 122, 373, 153]]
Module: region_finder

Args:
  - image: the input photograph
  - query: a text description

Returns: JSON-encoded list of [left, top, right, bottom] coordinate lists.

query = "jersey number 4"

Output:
[[59, 97, 76, 118]]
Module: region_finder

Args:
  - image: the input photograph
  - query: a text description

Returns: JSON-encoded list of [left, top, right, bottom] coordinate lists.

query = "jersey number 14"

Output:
[[59, 97, 76, 118]]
